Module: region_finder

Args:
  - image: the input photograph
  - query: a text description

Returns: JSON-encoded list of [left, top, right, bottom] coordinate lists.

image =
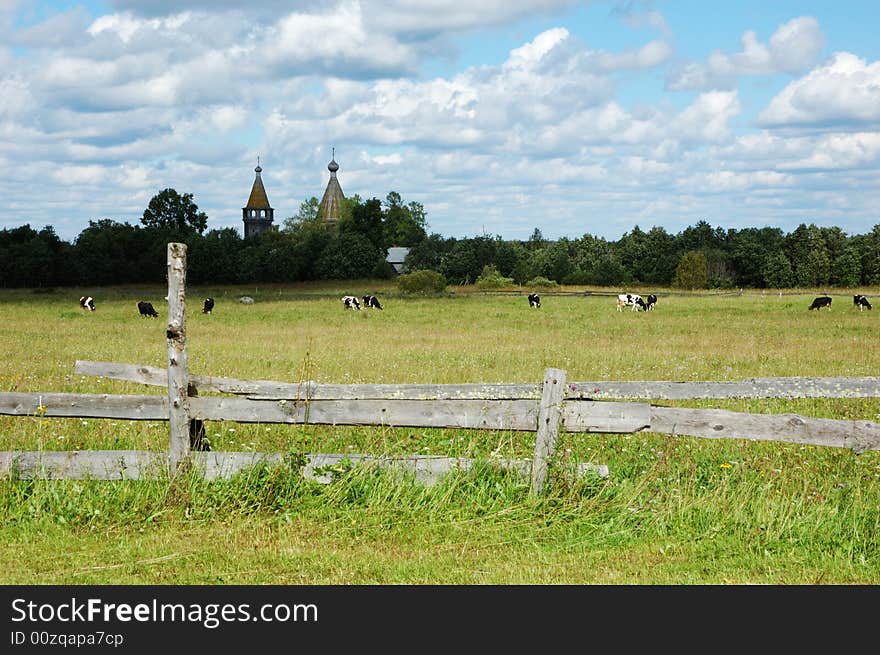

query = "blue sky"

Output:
[[2, 0, 879, 243]]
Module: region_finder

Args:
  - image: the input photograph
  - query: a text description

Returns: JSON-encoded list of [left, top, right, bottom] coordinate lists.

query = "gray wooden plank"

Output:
[[531, 368, 566, 495], [649, 406, 880, 453], [190, 397, 541, 430], [561, 400, 651, 433], [0, 450, 167, 480], [0, 392, 168, 419], [568, 377, 880, 399], [0, 450, 609, 483], [166, 242, 190, 468], [74, 360, 880, 400]]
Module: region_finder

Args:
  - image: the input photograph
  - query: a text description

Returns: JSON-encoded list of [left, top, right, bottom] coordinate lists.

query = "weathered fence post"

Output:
[[530, 367, 566, 496], [166, 242, 190, 472]]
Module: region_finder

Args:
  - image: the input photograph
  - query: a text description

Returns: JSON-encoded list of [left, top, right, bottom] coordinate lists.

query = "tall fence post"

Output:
[[166, 242, 190, 472], [530, 367, 566, 496]]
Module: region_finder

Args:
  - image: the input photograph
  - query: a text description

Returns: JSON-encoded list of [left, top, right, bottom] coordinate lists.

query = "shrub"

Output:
[[396, 269, 447, 295], [476, 265, 515, 289], [525, 276, 558, 288]]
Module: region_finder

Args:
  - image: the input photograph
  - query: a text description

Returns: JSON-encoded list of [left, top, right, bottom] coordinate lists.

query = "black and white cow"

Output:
[[854, 294, 872, 311], [342, 295, 362, 310], [202, 297, 215, 314], [79, 296, 96, 312], [137, 300, 159, 317], [808, 296, 832, 311], [362, 295, 383, 310], [527, 293, 541, 308], [617, 293, 646, 312], [644, 294, 658, 311]]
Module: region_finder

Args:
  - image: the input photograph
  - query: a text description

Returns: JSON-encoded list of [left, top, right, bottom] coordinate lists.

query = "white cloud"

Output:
[[778, 132, 880, 170], [87, 12, 193, 43], [671, 91, 741, 142], [757, 52, 880, 128], [667, 16, 825, 90], [591, 39, 673, 72]]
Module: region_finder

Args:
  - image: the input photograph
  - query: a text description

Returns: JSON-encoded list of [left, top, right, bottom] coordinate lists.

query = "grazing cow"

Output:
[[362, 294, 383, 310], [644, 294, 658, 311], [808, 296, 832, 311], [79, 296, 95, 312], [137, 300, 159, 318], [342, 295, 362, 310], [202, 297, 215, 314], [854, 294, 872, 311], [617, 293, 646, 312], [527, 293, 541, 308]]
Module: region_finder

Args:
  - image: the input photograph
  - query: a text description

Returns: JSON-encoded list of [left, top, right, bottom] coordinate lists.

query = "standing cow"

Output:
[[644, 294, 658, 311], [137, 300, 159, 317], [362, 295, 383, 309], [853, 294, 872, 311], [808, 296, 832, 311], [617, 293, 646, 312], [527, 293, 541, 308], [342, 295, 362, 310], [202, 297, 215, 314]]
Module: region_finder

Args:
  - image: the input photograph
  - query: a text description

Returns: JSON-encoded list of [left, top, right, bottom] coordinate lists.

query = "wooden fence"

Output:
[[2, 243, 880, 495]]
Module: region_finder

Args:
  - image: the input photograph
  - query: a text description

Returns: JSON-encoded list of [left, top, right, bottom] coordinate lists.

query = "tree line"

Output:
[[2, 186, 879, 288]]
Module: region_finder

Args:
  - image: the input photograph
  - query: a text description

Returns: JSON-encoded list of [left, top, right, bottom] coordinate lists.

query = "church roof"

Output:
[[244, 163, 272, 209], [318, 150, 344, 223]]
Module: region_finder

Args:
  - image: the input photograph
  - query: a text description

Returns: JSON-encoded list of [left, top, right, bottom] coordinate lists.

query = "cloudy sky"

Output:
[[2, 0, 879, 242]]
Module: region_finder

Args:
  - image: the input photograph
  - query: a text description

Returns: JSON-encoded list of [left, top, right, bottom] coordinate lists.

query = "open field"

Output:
[[1, 283, 879, 584]]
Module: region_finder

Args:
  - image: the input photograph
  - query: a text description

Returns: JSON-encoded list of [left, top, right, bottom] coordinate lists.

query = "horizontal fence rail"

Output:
[[73, 361, 880, 400], [0, 450, 609, 484]]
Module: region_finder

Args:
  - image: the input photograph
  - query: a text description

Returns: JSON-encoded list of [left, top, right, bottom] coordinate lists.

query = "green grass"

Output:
[[1, 284, 879, 584]]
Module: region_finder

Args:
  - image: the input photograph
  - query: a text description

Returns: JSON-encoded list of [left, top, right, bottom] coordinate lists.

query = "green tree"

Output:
[[382, 192, 428, 247], [762, 252, 794, 288], [785, 223, 831, 287], [188, 228, 243, 284], [0, 224, 73, 288], [856, 224, 880, 284], [728, 227, 785, 288], [832, 247, 862, 287], [672, 250, 708, 289], [341, 197, 385, 252], [282, 197, 320, 231], [316, 232, 382, 279], [141, 188, 208, 234], [73, 220, 157, 285]]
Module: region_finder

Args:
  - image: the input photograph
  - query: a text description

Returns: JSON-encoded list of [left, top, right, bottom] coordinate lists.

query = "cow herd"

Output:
[[76, 291, 874, 317], [78, 296, 216, 317]]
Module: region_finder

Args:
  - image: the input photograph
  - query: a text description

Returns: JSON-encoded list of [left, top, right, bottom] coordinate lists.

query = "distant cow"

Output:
[[808, 296, 832, 311], [527, 293, 541, 308], [79, 296, 95, 312], [362, 295, 383, 310], [202, 297, 215, 314], [342, 295, 362, 310], [644, 294, 658, 311], [137, 301, 159, 318], [617, 293, 646, 312], [854, 294, 872, 311]]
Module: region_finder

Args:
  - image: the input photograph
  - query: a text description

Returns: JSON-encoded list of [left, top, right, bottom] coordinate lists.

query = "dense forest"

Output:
[[2, 187, 879, 289]]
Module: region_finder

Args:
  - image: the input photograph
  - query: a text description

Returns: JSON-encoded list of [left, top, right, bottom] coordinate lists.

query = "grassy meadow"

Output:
[[1, 282, 879, 584]]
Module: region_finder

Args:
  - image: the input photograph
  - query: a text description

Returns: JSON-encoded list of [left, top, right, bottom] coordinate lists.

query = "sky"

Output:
[[2, 0, 879, 243]]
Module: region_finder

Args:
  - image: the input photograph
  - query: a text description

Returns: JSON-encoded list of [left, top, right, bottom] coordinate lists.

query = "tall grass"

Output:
[[1, 285, 878, 583]]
